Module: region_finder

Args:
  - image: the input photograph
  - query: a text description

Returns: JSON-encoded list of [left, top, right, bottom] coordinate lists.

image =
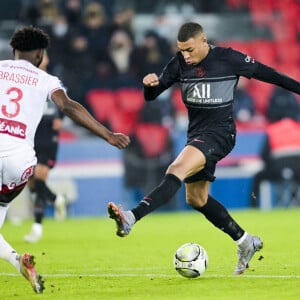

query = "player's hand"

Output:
[[143, 73, 159, 87], [107, 133, 130, 149]]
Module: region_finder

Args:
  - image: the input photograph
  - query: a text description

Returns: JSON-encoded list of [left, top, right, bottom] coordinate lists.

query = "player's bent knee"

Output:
[[186, 196, 207, 208]]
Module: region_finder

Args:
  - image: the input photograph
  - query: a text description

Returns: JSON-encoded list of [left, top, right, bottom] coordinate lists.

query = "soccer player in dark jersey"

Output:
[[24, 51, 67, 243], [108, 22, 300, 275]]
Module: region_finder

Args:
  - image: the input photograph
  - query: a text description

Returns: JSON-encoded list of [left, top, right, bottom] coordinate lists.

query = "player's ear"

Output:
[[36, 49, 44, 60], [35, 49, 45, 67]]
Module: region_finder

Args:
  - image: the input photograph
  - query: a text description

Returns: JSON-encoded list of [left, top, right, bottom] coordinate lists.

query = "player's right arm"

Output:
[[143, 56, 180, 101], [51, 89, 130, 149], [143, 73, 167, 101]]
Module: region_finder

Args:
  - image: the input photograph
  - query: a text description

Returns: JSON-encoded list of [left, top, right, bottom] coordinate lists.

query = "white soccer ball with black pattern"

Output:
[[173, 243, 208, 278]]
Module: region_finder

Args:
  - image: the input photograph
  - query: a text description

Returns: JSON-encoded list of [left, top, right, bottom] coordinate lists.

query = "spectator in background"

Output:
[[107, 28, 139, 88], [61, 0, 83, 27], [251, 118, 300, 207], [134, 30, 172, 81], [80, 58, 117, 92], [112, 4, 135, 33], [133, 30, 175, 126], [233, 76, 255, 122], [80, 1, 112, 59], [266, 86, 300, 123], [46, 15, 71, 77], [23, 0, 60, 28], [250, 88, 300, 207], [24, 51, 67, 244]]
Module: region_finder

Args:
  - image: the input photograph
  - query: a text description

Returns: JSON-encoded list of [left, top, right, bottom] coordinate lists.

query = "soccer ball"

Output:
[[173, 243, 208, 278]]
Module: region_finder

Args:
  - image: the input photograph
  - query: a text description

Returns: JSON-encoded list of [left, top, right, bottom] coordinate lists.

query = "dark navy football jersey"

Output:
[[159, 45, 258, 138]]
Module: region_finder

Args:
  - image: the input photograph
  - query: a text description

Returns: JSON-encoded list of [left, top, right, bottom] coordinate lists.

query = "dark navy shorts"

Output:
[[184, 131, 236, 183], [34, 133, 59, 169]]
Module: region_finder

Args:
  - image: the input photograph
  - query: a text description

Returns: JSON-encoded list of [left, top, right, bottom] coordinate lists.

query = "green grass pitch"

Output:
[[1, 208, 299, 299]]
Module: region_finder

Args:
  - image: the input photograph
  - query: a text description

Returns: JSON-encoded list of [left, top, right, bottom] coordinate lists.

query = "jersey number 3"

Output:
[[1, 87, 23, 118]]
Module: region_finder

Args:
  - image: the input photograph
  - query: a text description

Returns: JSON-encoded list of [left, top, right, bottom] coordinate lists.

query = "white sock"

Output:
[[236, 232, 248, 246], [126, 210, 136, 225], [0, 234, 20, 271], [32, 223, 43, 236], [0, 205, 9, 228]]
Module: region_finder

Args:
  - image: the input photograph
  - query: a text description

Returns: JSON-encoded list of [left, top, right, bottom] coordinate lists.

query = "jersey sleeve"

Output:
[[159, 56, 180, 88], [226, 48, 258, 79], [47, 74, 66, 101]]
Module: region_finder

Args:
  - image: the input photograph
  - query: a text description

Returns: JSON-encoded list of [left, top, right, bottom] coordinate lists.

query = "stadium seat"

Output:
[[277, 63, 300, 83], [268, 21, 298, 43], [115, 88, 144, 114], [247, 81, 275, 116], [85, 89, 116, 124], [248, 0, 275, 27], [251, 40, 277, 66], [135, 123, 169, 157], [225, 0, 248, 10], [217, 41, 253, 56], [171, 88, 187, 115], [109, 110, 138, 136], [275, 42, 300, 65]]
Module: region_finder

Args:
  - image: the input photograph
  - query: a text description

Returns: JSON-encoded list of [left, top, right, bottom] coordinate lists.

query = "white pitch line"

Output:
[[0, 273, 299, 279]]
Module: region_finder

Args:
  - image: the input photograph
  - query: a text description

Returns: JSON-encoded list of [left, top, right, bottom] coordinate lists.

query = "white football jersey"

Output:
[[0, 59, 65, 156]]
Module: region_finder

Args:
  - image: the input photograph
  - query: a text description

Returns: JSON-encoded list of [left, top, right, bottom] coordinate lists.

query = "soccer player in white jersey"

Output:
[[0, 26, 130, 293]]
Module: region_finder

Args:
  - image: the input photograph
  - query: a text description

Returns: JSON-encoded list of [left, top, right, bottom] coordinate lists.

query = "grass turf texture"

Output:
[[1, 209, 299, 299]]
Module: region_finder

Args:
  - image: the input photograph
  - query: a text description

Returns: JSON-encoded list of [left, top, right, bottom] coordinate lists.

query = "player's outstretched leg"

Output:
[[107, 202, 135, 237], [24, 223, 43, 243], [234, 234, 263, 275], [54, 194, 68, 221], [19, 253, 45, 293]]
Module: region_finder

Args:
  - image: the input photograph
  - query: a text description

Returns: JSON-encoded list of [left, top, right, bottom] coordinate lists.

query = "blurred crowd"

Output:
[[0, 0, 299, 134], [1, 0, 299, 207]]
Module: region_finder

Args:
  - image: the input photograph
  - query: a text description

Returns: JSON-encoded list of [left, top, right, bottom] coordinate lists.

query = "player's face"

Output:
[[177, 34, 208, 65]]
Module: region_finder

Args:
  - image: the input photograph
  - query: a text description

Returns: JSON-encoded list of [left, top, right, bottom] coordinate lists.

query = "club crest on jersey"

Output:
[[21, 166, 34, 181], [196, 67, 206, 77], [245, 55, 255, 63]]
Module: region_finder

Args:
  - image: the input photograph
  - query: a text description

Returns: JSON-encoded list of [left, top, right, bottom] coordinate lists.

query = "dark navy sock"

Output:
[[195, 195, 245, 241], [132, 174, 181, 221]]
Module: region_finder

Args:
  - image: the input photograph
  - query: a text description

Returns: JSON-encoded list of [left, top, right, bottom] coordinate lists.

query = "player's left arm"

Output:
[[252, 62, 300, 94]]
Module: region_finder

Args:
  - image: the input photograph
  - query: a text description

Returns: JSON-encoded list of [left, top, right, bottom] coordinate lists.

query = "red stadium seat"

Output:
[[109, 110, 138, 136], [217, 41, 253, 56], [115, 88, 144, 114], [85, 89, 116, 123], [251, 40, 277, 66], [275, 42, 300, 65], [277, 63, 300, 79], [247, 81, 275, 115], [171, 88, 187, 115], [135, 123, 169, 157]]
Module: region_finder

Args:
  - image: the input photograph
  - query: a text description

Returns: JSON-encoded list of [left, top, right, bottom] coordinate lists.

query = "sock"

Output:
[[32, 194, 46, 224], [0, 205, 9, 228], [236, 232, 248, 246], [195, 195, 245, 241], [32, 222, 43, 236], [0, 234, 20, 271], [35, 179, 55, 203], [131, 174, 182, 221]]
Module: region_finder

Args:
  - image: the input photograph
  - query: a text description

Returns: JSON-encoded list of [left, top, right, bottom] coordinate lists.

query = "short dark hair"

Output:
[[10, 25, 49, 51], [177, 22, 204, 42]]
